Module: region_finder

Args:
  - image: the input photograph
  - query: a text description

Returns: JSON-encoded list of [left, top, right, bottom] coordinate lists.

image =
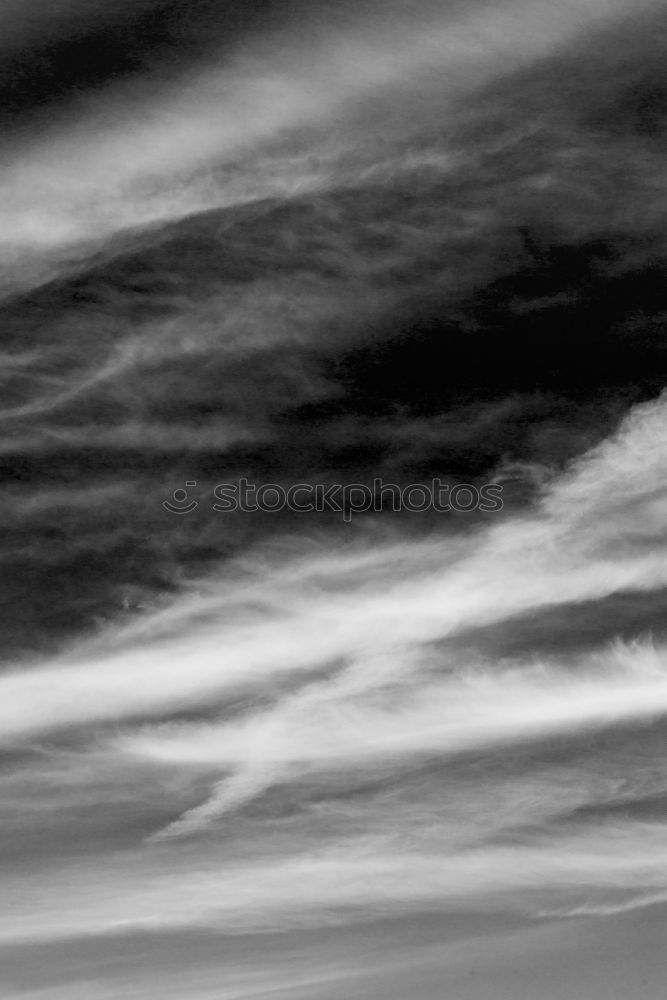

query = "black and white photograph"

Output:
[[1, 1, 666, 997]]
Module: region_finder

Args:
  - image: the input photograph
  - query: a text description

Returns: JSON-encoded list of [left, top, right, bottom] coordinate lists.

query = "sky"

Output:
[[1, 0, 667, 997]]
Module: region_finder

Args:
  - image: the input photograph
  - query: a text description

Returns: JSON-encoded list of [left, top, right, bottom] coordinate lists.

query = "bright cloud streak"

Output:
[[0, 0, 661, 251], [5, 817, 667, 945], [1, 393, 665, 742]]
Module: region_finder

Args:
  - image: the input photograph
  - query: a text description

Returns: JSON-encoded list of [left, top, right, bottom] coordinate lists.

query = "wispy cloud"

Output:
[[1, 392, 665, 742], [2, 2, 666, 992], [1, 0, 660, 254], [0, 395, 664, 946], [5, 814, 667, 945], [122, 639, 667, 839]]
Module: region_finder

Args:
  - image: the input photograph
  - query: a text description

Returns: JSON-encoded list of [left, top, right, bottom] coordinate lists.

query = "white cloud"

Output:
[[1, 393, 665, 743], [0, 0, 660, 253], [4, 816, 667, 945]]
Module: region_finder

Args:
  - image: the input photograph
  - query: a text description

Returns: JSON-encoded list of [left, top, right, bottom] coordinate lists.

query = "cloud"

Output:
[[5, 813, 667, 945], [116, 638, 667, 840], [1, 0, 661, 254], [0, 391, 663, 949], [2, 1, 666, 982], [1, 392, 665, 742]]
